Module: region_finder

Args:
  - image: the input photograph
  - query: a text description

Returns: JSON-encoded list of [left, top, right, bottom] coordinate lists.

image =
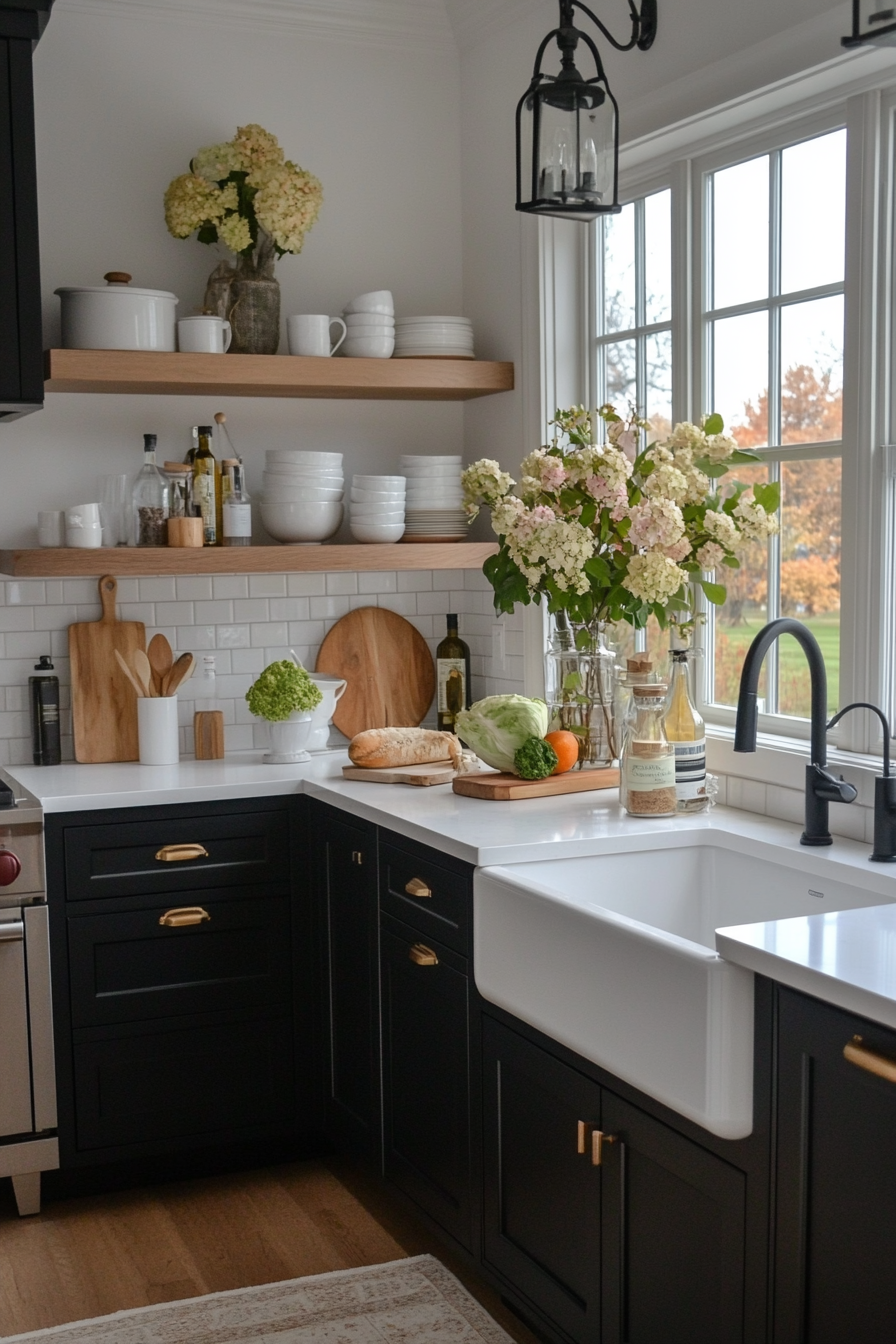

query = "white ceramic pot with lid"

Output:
[[55, 272, 178, 351]]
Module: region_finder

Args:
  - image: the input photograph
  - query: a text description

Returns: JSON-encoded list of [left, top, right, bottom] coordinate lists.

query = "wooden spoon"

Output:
[[164, 652, 195, 696], [147, 633, 173, 696], [114, 648, 145, 698], [132, 649, 155, 697]]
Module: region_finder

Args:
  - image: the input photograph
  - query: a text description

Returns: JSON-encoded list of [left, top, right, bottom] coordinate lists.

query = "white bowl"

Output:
[[342, 336, 395, 359], [264, 486, 344, 502], [259, 499, 343, 544], [350, 521, 406, 543], [344, 290, 394, 315], [266, 450, 343, 466], [263, 468, 344, 482], [399, 455, 462, 465], [350, 509, 406, 523], [353, 474, 406, 488], [396, 315, 471, 324], [401, 465, 462, 476], [351, 491, 406, 505], [344, 314, 396, 329]]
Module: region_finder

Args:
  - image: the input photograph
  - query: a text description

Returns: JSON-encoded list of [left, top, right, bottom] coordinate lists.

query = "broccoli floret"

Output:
[[514, 736, 559, 780]]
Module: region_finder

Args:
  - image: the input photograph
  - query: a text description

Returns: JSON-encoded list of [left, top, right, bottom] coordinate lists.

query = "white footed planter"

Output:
[[263, 710, 314, 764]]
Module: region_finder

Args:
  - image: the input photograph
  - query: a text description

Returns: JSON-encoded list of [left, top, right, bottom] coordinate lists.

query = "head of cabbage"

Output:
[[455, 695, 550, 774]]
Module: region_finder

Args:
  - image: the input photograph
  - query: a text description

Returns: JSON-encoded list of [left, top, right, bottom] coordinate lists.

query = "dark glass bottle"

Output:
[[436, 614, 471, 732], [29, 655, 60, 765], [192, 424, 222, 546]]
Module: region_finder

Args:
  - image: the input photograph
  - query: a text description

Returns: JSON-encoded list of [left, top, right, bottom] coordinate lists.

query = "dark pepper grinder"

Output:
[[29, 655, 61, 766]]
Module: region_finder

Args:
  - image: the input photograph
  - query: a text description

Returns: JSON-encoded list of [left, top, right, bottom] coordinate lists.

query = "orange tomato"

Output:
[[544, 729, 579, 775]]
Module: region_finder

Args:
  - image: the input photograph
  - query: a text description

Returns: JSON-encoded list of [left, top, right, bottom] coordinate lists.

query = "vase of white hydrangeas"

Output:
[[164, 124, 323, 355]]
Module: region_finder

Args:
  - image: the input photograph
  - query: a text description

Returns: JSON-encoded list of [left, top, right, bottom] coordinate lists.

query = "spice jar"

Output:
[[620, 684, 677, 818], [164, 463, 193, 519]]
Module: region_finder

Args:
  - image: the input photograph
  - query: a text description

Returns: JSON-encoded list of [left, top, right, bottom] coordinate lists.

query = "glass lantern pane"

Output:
[[536, 101, 581, 201], [711, 310, 769, 447], [603, 203, 635, 334], [535, 93, 615, 208], [781, 130, 846, 294], [711, 155, 769, 310], [780, 295, 844, 444], [645, 189, 672, 325]]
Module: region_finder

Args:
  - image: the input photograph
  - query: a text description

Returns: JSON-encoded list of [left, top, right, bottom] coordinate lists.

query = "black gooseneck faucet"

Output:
[[827, 701, 896, 863], [733, 618, 857, 846]]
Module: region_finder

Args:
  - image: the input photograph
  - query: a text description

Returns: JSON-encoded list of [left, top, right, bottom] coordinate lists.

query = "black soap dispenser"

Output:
[[29, 655, 61, 766]]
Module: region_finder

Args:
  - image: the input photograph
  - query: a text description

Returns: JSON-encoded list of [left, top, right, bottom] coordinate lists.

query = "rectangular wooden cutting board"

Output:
[[452, 766, 620, 801], [342, 762, 457, 787], [69, 575, 145, 763]]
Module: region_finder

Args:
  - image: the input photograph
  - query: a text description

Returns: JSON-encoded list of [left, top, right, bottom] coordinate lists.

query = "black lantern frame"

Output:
[[516, 0, 657, 221], [842, 0, 896, 48]]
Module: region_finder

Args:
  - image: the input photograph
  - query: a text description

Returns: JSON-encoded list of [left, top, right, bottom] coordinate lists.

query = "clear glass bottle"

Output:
[[164, 464, 192, 519], [436, 614, 471, 732], [191, 424, 221, 546], [663, 631, 709, 813], [222, 458, 252, 547], [132, 433, 169, 546], [615, 655, 657, 738], [620, 684, 677, 818]]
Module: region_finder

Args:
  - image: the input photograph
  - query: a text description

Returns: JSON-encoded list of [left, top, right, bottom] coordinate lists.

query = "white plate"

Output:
[[396, 315, 471, 325], [399, 455, 462, 465]]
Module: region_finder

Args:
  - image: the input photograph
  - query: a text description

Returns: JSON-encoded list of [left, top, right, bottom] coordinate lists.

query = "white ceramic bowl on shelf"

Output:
[[259, 498, 343, 544], [353, 475, 406, 489], [350, 520, 406, 543], [344, 314, 395, 330], [264, 486, 344, 503], [399, 455, 462, 465], [266, 450, 343, 467], [344, 290, 394, 315], [341, 335, 395, 359], [350, 493, 405, 507]]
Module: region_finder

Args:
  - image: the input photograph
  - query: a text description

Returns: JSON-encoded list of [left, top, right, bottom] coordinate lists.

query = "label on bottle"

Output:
[[193, 472, 217, 545], [673, 737, 707, 799], [438, 658, 466, 715], [624, 754, 676, 791], [223, 501, 251, 538]]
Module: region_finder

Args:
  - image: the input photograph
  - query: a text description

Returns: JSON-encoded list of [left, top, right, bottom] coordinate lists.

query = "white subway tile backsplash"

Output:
[[415, 591, 449, 616], [726, 777, 768, 815], [250, 622, 289, 647], [288, 620, 325, 646], [45, 582, 64, 605], [325, 572, 358, 595], [213, 575, 249, 600], [62, 580, 98, 605], [119, 604, 156, 625], [115, 580, 140, 604], [6, 582, 46, 606], [249, 574, 287, 598], [379, 593, 417, 616], [310, 595, 351, 620], [230, 648, 265, 674], [156, 601, 191, 625], [359, 571, 397, 594], [194, 600, 234, 624], [6, 632, 53, 659], [216, 624, 251, 649], [233, 598, 267, 622], [432, 571, 456, 591], [138, 577, 177, 602], [0, 607, 35, 632], [287, 574, 326, 596], [180, 625, 217, 650], [269, 598, 310, 622], [175, 577, 214, 601], [397, 571, 433, 592]]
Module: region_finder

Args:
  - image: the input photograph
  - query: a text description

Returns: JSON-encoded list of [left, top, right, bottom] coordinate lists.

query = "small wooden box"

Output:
[[194, 710, 224, 759]]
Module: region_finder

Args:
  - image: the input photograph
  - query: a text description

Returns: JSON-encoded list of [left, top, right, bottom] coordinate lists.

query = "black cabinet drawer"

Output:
[[68, 892, 291, 1027], [72, 1013, 294, 1152], [380, 840, 471, 954], [63, 806, 289, 901]]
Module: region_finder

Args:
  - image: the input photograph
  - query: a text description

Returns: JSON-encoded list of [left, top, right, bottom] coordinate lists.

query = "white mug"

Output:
[[177, 315, 232, 354], [38, 510, 66, 547], [65, 502, 104, 548], [287, 314, 347, 357]]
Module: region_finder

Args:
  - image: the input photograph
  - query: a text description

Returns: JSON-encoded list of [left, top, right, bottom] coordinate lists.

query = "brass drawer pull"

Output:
[[405, 877, 432, 898], [844, 1035, 896, 1083], [577, 1121, 616, 1165], [409, 942, 438, 966], [352, 851, 363, 865], [159, 906, 211, 928], [155, 844, 209, 863]]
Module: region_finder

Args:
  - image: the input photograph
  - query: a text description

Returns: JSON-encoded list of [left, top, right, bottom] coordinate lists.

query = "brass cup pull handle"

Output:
[[409, 942, 438, 966], [155, 844, 209, 863], [577, 1121, 617, 1165], [844, 1035, 896, 1083], [159, 906, 211, 928], [405, 877, 432, 898]]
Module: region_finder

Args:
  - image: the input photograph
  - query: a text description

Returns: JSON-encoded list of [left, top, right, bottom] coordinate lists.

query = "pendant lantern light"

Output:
[[842, 1, 896, 48], [516, 0, 657, 221]]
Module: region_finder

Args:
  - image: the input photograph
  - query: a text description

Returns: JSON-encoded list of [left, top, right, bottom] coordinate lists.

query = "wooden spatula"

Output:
[[147, 634, 173, 696], [164, 652, 195, 696], [114, 648, 145, 698], [132, 649, 155, 697]]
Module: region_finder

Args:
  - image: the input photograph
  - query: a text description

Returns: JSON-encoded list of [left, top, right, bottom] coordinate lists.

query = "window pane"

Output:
[[780, 295, 844, 444], [711, 464, 771, 707], [604, 339, 636, 407], [603, 203, 635, 333], [645, 189, 671, 325], [646, 330, 672, 438], [781, 130, 846, 294], [712, 155, 769, 310], [779, 458, 841, 715], [711, 310, 769, 446]]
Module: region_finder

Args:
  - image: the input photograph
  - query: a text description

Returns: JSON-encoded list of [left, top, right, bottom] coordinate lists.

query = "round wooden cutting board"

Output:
[[315, 606, 435, 739]]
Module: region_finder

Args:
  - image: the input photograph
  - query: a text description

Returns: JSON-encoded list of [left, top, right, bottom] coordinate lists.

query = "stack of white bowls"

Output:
[[401, 455, 467, 541], [342, 290, 395, 359], [259, 450, 344, 544], [350, 475, 406, 543], [393, 316, 474, 359]]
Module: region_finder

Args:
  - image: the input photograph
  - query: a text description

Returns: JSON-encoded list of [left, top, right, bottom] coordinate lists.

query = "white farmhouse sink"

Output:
[[475, 827, 896, 1139]]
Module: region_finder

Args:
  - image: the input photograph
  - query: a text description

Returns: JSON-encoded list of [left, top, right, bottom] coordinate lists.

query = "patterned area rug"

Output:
[[1, 1255, 514, 1343]]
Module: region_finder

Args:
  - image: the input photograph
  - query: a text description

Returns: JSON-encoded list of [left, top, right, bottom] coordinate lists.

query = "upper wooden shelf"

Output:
[[44, 349, 514, 401], [0, 542, 498, 578]]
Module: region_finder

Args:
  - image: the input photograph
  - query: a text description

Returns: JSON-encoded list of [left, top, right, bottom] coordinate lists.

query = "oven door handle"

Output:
[[0, 919, 24, 941]]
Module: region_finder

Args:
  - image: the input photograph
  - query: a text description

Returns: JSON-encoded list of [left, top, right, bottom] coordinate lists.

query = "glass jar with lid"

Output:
[[619, 684, 677, 818]]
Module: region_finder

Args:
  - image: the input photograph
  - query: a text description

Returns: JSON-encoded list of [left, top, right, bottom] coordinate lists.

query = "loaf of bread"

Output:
[[348, 727, 462, 771]]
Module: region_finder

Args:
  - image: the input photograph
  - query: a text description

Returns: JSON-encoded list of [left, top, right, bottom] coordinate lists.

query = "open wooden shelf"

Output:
[[0, 542, 498, 578], [44, 349, 514, 400]]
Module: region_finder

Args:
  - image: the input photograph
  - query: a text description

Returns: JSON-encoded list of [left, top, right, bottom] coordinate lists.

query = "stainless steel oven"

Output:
[[0, 770, 56, 1215]]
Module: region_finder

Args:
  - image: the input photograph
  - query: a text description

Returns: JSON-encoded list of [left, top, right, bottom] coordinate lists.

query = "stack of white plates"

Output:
[[260, 450, 344, 544], [393, 316, 474, 359], [400, 455, 467, 541], [349, 474, 406, 543]]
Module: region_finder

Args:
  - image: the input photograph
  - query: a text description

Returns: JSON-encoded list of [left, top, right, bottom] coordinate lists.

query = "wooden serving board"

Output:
[[342, 762, 456, 787], [453, 766, 620, 801], [69, 575, 145, 763], [315, 606, 435, 740]]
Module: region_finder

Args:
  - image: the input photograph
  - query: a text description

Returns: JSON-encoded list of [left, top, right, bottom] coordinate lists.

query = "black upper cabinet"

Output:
[[0, 1, 51, 420]]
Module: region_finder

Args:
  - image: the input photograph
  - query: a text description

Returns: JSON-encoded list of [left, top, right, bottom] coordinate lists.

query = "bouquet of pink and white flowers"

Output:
[[462, 405, 780, 633]]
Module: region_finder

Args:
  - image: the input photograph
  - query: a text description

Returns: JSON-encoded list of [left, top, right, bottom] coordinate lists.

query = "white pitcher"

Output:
[[307, 675, 348, 751]]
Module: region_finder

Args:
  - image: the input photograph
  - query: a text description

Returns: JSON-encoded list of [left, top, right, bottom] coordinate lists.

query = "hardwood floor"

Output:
[[0, 1159, 540, 1342]]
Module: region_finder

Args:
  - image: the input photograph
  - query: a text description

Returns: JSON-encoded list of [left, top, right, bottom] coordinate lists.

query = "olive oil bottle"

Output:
[[436, 614, 471, 732], [192, 424, 222, 546], [663, 630, 708, 812]]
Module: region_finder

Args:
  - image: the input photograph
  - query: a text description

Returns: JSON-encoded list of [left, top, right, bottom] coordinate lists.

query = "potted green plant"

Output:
[[246, 659, 323, 764]]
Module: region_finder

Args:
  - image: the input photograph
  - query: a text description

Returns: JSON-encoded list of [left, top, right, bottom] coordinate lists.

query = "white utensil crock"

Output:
[[138, 696, 180, 765], [264, 710, 314, 764], [56, 274, 178, 352], [307, 675, 348, 751]]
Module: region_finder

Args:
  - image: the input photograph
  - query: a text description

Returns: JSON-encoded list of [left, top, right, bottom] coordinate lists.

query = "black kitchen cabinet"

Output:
[[775, 987, 896, 1344], [0, 1, 52, 420], [45, 796, 304, 1166], [312, 801, 381, 1159]]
